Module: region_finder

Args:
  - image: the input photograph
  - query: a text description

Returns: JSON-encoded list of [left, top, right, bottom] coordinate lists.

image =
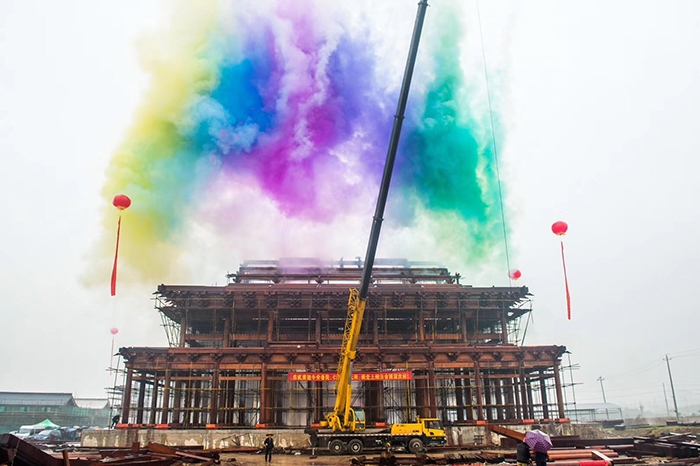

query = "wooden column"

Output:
[[539, 370, 549, 419], [149, 373, 159, 425], [267, 312, 275, 343], [187, 379, 195, 426], [313, 381, 323, 423], [473, 358, 484, 421], [172, 381, 182, 425], [365, 382, 377, 423], [553, 360, 566, 418], [483, 377, 493, 422], [494, 378, 504, 421], [513, 377, 522, 419], [419, 311, 425, 342], [313, 359, 322, 423], [372, 311, 379, 346], [260, 360, 272, 424], [180, 310, 188, 347], [136, 376, 146, 424], [228, 371, 237, 425], [181, 381, 189, 426], [218, 371, 228, 425], [274, 379, 283, 426], [504, 377, 515, 420], [465, 376, 474, 421], [415, 376, 430, 418], [428, 361, 437, 418], [121, 367, 133, 424], [377, 378, 385, 422], [315, 313, 322, 345], [526, 376, 535, 419], [192, 381, 202, 425], [211, 363, 220, 424], [460, 312, 468, 343], [501, 307, 508, 344], [454, 370, 465, 422], [161, 369, 171, 424], [237, 376, 246, 426], [223, 318, 230, 348], [519, 366, 529, 420]]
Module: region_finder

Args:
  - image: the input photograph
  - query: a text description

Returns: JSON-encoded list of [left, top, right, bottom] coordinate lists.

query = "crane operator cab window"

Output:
[[352, 408, 366, 430]]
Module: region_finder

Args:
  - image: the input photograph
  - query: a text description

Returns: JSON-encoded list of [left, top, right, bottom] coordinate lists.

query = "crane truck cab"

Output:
[[322, 407, 366, 432], [351, 408, 366, 431], [390, 417, 447, 452]]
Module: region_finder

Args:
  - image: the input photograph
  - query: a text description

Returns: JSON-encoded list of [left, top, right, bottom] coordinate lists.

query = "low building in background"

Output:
[[0, 392, 111, 433]]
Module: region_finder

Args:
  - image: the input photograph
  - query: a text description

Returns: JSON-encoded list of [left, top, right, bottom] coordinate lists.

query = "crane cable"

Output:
[[475, 0, 512, 286]]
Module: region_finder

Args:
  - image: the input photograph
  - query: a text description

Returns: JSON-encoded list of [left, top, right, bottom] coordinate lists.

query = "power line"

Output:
[[604, 359, 664, 379]]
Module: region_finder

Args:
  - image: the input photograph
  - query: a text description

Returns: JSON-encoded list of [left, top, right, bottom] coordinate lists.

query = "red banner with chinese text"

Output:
[[287, 371, 413, 382]]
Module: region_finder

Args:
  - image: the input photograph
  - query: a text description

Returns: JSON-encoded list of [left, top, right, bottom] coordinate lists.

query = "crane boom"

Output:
[[325, 0, 429, 433]]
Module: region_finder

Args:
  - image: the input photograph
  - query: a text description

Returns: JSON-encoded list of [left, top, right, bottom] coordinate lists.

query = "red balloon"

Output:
[[551, 221, 568, 236], [110, 327, 119, 335], [113, 195, 131, 211], [509, 269, 522, 280]]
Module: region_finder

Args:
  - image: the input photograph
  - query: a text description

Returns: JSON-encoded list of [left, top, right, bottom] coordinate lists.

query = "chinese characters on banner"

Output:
[[287, 371, 413, 382]]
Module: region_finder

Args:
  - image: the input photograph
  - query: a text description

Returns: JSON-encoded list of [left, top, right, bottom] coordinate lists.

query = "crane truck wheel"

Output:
[[408, 438, 425, 454], [347, 439, 363, 454], [329, 439, 347, 455]]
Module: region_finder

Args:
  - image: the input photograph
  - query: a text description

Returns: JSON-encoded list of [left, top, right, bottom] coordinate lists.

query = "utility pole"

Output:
[[597, 376, 609, 420], [662, 383, 670, 417], [665, 354, 680, 422]]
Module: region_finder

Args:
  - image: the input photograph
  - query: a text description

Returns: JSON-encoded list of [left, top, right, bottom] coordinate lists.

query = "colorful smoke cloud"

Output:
[[95, 0, 509, 285]]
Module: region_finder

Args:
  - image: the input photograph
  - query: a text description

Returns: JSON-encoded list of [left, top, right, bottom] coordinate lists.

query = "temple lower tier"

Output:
[[117, 344, 567, 427]]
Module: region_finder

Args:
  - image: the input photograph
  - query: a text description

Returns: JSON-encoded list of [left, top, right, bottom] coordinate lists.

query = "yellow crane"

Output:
[[310, 0, 447, 455]]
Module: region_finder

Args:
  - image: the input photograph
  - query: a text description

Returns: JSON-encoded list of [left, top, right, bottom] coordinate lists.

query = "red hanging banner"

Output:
[[288, 371, 413, 382], [561, 241, 571, 320], [552, 221, 572, 320], [110, 194, 131, 297], [110, 216, 121, 296]]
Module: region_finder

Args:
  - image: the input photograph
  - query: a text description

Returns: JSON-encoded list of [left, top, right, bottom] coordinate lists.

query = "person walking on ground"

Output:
[[263, 433, 274, 463], [517, 440, 531, 466], [535, 450, 547, 466]]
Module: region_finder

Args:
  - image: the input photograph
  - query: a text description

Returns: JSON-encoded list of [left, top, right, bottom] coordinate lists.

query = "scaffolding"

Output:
[[117, 259, 569, 428]]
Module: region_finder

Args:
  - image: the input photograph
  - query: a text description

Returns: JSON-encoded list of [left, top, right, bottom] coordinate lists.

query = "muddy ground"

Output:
[[217, 426, 700, 466], [221, 451, 414, 465]]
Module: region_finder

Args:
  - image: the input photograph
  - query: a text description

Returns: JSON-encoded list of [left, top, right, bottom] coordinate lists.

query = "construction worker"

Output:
[[517, 441, 531, 466], [535, 450, 547, 466], [263, 433, 274, 463]]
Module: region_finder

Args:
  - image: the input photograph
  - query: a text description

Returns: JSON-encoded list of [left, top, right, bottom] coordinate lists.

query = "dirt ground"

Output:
[[221, 426, 700, 466], [220, 451, 399, 465], [217, 426, 700, 465], [220, 452, 419, 466]]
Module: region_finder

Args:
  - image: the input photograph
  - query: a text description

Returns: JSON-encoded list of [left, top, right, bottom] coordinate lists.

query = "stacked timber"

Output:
[[490, 423, 700, 462], [633, 434, 700, 458], [546, 448, 619, 466]]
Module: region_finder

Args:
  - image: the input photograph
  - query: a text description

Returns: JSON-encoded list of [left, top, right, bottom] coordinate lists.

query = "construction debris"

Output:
[[0, 434, 231, 466], [350, 451, 506, 465], [489, 424, 700, 465]]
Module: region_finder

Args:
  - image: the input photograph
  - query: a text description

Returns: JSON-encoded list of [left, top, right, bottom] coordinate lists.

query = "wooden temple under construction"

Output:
[[117, 259, 569, 428]]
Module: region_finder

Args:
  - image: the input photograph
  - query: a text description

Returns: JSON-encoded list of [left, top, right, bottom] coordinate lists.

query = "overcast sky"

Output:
[[1, 0, 699, 417]]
